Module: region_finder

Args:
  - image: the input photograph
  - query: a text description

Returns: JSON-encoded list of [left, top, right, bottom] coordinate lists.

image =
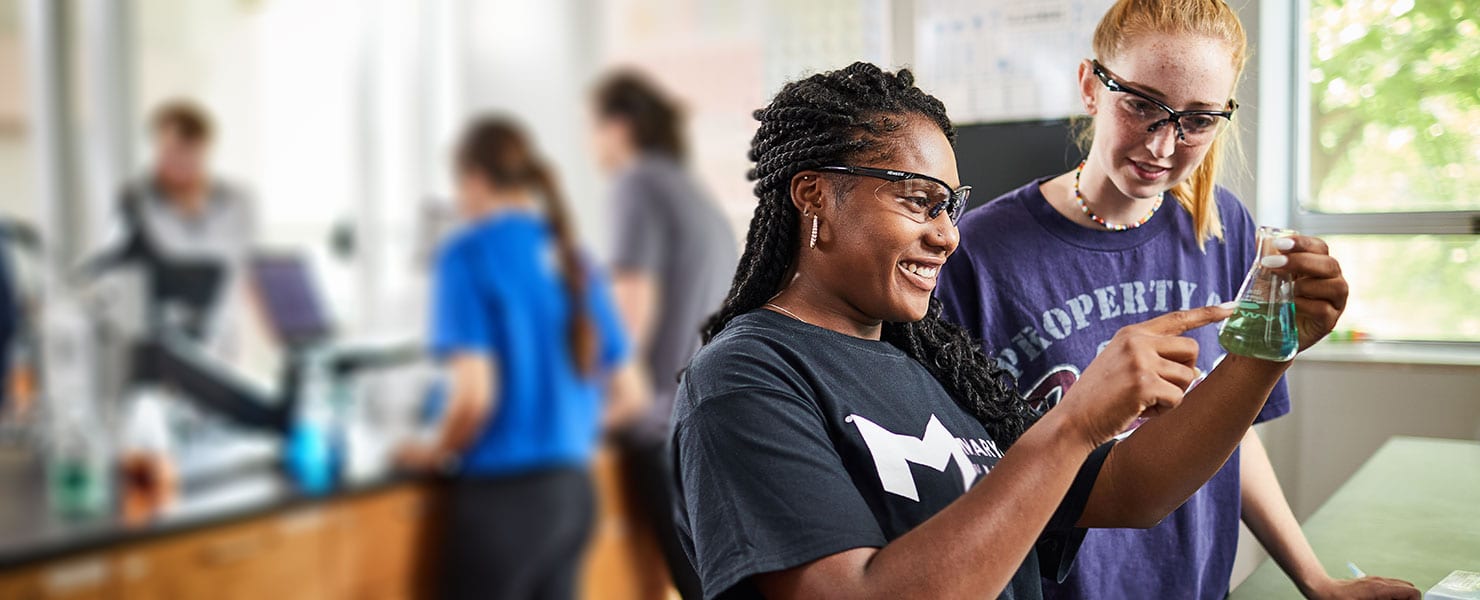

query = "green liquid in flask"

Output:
[[1219, 301, 1298, 362]]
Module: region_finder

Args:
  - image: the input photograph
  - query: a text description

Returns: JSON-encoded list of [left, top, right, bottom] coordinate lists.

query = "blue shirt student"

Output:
[[430, 210, 629, 477]]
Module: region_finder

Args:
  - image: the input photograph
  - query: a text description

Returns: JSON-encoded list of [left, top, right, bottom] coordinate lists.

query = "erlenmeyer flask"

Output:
[[1219, 226, 1300, 361]]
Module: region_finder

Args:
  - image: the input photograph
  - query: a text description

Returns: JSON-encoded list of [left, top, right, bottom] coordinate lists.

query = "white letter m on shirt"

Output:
[[846, 414, 976, 502]]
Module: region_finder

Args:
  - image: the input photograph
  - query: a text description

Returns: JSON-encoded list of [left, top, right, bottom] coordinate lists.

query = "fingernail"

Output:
[[1273, 238, 1296, 251], [1260, 255, 1289, 268], [1217, 301, 1238, 310]]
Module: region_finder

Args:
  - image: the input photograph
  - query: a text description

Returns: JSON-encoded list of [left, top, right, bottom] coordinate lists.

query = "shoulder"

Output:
[[434, 222, 493, 268], [1211, 185, 1257, 239], [203, 180, 254, 216], [615, 157, 671, 195], [956, 180, 1043, 237], [620, 156, 701, 208], [442, 223, 482, 253], [214, 179, 251, 200], [687, 317, 794, 382], [118, 178, 150, 203], [675, 326, 829, 449], [1213, 186, 1253, 218], [950, 181, 1050, 268], [681, 314, 810, 406]]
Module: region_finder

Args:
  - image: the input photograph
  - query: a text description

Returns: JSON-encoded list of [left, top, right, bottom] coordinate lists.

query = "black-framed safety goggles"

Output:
[[815, 165, 971, 225], [1091, 59, 1237, 145]]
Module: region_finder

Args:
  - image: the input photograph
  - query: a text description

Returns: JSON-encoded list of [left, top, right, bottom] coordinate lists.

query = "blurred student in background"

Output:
[[100, 100, 256, 348], [396, 116, 646, 600], [590, 70, 737, 599]]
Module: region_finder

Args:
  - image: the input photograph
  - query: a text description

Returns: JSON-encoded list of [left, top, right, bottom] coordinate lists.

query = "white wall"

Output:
[[461, 0, 606, 254], [0, 0, 37, 227]]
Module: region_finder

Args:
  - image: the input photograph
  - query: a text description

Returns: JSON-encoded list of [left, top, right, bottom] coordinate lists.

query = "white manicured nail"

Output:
[[1273, 238, 1296, 251], [1260, 255, 1289, 268], [1217, 301, 1238, 310]]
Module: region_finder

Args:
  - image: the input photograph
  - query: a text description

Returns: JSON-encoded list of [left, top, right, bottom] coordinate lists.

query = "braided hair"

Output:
[[702, 62, 1037, 446]]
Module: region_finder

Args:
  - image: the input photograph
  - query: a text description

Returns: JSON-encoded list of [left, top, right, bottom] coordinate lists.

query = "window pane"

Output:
[[1306, 0, 1480, 213], [1324, 235, 1480, 342]]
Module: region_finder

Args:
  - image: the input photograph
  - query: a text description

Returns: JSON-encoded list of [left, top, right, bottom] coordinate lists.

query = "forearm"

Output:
[[765, 412, 1097, 599], [1087, 354, 1287, 526], [602, 361, 652, 430], [430, 393, 491, 456], [1241, 429, 1329, 596], [613, 271, 657, 355], [429, 356, 495, 456]]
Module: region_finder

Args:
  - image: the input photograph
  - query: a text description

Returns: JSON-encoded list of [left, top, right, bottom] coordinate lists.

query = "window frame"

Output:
[[1286, 0, 1480, 235], [1264, 0, 1480, 351]]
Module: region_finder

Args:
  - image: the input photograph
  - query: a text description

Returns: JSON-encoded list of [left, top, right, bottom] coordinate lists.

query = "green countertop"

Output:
[[1231, 436, 1480, 599]]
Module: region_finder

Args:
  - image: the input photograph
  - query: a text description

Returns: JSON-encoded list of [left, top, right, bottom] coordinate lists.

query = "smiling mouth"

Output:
[[1131, 161, 1171, 177], [898, 260, 940, 290]]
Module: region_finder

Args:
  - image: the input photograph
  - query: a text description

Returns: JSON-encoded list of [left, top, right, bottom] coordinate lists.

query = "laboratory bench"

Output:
[[1231, 436, 1480, 598], [0, 446, 655, 600], [0, 443, 441, 600]]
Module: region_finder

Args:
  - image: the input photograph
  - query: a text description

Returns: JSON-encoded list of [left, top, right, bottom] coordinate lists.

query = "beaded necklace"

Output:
[[1073, 160, 1163, 231]]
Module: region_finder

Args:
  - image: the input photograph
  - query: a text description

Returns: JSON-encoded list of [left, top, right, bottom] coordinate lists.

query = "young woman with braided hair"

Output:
[[671, 62, 1350, 599]]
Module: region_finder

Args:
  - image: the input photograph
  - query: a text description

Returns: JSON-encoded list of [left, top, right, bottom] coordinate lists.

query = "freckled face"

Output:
[[1087, 34, 1239, 200]]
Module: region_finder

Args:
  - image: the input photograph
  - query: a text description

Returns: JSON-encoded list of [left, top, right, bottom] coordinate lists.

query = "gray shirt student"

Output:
[[101, 178, 256, 353], [610, 155, 737, 442]]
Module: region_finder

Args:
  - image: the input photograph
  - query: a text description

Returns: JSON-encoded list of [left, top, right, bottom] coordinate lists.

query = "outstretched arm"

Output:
[[1080, 235, 1350, 528], [394, 353, 496, 471], [755, 306, 1233, 600]]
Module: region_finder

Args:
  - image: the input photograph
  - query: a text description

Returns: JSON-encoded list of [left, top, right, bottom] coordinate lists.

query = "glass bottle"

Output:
[[46, 405, 112, 519], [285, 351, 337, 494], [41, 294, 112, 519], [1219, 226, 1300, 361]]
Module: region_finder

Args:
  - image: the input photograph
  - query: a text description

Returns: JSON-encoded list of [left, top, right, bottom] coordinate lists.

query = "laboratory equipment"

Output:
[[1219, 226, 1300, 362]]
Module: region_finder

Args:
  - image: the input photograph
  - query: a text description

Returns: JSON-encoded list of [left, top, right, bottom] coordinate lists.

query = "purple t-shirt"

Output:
[[936, 179, 1290, 600]]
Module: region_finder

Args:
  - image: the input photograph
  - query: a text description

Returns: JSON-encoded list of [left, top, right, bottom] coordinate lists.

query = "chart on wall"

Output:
[[914, 0, 1115, 124], [762, 0, 893, 96]]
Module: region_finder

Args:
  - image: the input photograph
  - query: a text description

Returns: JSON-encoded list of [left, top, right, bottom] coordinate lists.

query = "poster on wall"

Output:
[[914, 0, 1116, 124], [763, 0, 893, 95]]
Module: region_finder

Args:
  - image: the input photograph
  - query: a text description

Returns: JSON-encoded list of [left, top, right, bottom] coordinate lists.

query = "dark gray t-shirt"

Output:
[[672, 310, 1113, 600], [610, 155, 737, 440]]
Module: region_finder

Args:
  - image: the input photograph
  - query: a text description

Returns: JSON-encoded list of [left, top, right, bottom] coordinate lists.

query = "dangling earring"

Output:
[[809, 215, 819, 249]]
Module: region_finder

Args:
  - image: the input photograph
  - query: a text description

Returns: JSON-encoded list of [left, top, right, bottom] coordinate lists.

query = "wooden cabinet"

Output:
[[0, 555, 111, 600], [271, 507, 333, 600], [0, 505, 336, 600], [0, 458, 659, 600], [112, 544, 162, 600], [118, 518, 274, 599], [324, 485, 440, 600], [111, 506, 330, 600]]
